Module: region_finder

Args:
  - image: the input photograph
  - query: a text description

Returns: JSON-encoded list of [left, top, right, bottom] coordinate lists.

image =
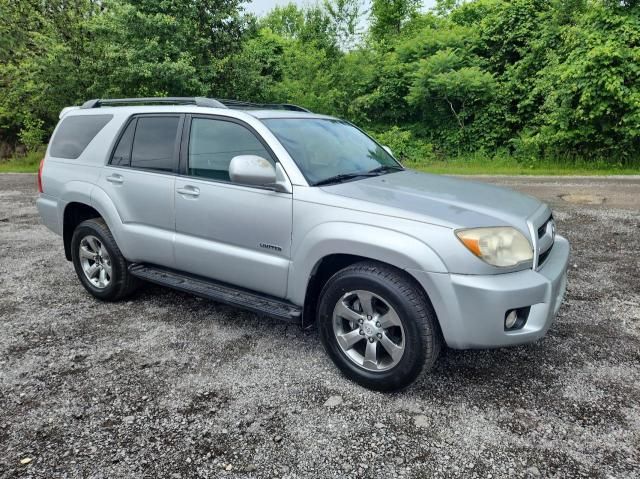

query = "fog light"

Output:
[[505, 310, 518, 329], [504, 307, 531, 331]]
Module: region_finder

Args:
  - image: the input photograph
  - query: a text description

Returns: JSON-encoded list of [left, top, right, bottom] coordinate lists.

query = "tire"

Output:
[[318, 261, 441, 391], [71, 218, 138, 301]]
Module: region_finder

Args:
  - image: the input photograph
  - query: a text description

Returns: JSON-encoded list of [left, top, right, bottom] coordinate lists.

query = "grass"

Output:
[[1, 149, 638, 175], [0, 149, 44, 173], [405, 154, 640, 176]]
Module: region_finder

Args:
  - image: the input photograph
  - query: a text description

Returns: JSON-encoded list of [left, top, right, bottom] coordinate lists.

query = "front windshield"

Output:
[[262, 118, 401, 185]]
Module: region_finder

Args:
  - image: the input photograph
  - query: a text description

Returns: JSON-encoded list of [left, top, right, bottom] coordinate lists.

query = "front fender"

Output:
[[287, 222, 448, 305]]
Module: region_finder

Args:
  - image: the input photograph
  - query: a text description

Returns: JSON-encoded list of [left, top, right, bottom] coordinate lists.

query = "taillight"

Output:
[[37, 158, 45, 193]]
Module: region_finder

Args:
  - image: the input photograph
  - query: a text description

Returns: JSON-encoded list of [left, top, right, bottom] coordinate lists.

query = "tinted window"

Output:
[[110, 119, 136, 166], [131, 116, 180, 172], [49, 115, 113, 159], [188, 118, 272, 182]]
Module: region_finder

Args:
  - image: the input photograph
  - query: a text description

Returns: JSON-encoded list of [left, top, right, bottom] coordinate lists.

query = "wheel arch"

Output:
[[63, 202, 102, 260], [290, 222, 447, 312], [301, 254, 446, 364], [301, 254, 442, 328], [62, 186, 126, 261]]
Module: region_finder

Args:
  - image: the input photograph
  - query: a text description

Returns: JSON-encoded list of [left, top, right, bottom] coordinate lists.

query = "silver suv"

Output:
[[37, 97, 569, 390]]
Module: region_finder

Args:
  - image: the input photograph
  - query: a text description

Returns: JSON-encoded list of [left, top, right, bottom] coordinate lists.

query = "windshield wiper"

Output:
[[367, 165, 404, 175], [313, 172, 377, 186], [313, 165, 403, 186]]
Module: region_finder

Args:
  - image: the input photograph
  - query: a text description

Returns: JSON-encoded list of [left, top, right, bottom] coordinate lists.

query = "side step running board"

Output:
[[129, 264, 302, 323]]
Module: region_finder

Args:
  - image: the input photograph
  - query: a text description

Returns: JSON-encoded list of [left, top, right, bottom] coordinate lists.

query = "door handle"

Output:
[[106, 174, 124, 184], [177, 186, 200, 197]]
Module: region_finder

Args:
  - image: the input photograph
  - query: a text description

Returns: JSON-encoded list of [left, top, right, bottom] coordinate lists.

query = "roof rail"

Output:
[[80, 97, 227, 109], [219, 99, 310, 112], [79, 97, 311, 112]]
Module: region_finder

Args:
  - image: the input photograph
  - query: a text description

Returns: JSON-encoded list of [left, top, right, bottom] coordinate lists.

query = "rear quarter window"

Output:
[[49, 115, 113, 159]]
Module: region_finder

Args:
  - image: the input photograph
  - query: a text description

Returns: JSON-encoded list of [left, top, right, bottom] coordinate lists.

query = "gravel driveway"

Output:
[[1, 173, 639, 478]]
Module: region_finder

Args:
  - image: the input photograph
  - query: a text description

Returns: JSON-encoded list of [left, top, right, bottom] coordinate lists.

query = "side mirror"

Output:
[[229, 155, 276, 186], [382, 145, 394, 157]]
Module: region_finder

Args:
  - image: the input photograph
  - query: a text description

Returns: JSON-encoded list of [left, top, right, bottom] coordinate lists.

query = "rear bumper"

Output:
[[36, 194, 61, 235], [411, 235, 570, 349]]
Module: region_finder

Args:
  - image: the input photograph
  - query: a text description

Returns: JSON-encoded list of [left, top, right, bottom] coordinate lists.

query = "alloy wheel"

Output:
[[79, 235, 112, 289], [332, 290, 405, 372]]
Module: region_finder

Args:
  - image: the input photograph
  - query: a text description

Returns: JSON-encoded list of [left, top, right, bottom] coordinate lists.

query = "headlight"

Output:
[[455, 227, 533, 267]]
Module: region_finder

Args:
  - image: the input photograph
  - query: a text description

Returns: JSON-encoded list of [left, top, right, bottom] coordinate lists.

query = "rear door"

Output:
[[173, 115, 293, 298], [98, 114, 183, 267]]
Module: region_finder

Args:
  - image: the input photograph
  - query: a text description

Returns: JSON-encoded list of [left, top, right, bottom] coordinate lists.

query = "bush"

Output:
[[18, 118, 45, 152], [371, 126, 435, 163]]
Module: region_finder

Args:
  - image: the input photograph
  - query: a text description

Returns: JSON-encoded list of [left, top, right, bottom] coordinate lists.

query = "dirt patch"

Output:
[[560, 193, 606, 205]]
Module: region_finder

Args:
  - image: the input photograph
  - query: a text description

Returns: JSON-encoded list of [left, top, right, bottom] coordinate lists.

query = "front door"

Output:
[[174, 115, 292, 298]]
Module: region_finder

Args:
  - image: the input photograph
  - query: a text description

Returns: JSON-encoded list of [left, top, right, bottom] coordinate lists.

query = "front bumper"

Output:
[[410, 235, 570, 349]]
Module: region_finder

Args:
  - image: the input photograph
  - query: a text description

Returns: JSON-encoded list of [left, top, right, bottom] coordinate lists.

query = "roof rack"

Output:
[[80, 97, 311, 112], [81, 97, 226, 109], [218, 99, 311, 112]]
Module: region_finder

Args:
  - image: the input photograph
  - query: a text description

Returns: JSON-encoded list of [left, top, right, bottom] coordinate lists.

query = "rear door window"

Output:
[[110, 119, 136, 166], [130, 116, 180, 172], [49, 115, 113, 159]]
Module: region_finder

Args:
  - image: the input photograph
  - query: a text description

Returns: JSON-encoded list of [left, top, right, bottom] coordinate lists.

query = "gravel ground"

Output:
[[1, 173, 639, 478]]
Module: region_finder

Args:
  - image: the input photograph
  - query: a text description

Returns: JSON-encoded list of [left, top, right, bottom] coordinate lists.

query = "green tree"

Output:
[[324, 0, 366, 50], [260, 3, 305, 38], [370, 0, 421, 41], [530, 2, 640, 161], [82, 0, 251, 98], [408, 50, 497, 131], [1, 0, 638, 166], [218, 29, 287, 101], [0, 0, 97, 141], [261, 2, 338, 52]]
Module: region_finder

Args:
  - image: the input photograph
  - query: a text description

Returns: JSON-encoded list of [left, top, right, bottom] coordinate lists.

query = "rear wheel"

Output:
[[318, 261, 441, 391], [71, 218, 138, 301]]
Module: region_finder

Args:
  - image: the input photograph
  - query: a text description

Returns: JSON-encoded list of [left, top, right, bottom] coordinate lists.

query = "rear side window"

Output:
[[130, 116, 180, 172], [49, 115, 112, 159]]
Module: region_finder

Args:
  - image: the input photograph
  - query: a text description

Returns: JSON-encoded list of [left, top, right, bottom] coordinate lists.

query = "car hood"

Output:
[[321, 170, 544, 233]]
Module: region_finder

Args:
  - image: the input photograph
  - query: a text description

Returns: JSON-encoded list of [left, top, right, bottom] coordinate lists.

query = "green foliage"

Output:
[[370, 0, 422, 41], [261, 3, 338, 52], [18, 118, 45, 152], [407, 49, 497, 127], [260, 3, 305, 38], [0, 0, 638, 167], [529, 3, 640, 162], [82, 0, 250, 98], [324, 0, 366, 50], [372, 127, 435, 163], [0, 0, 88, 136]]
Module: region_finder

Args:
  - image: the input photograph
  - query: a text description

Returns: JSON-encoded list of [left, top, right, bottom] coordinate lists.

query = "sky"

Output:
[[245, 0, 437, 16]]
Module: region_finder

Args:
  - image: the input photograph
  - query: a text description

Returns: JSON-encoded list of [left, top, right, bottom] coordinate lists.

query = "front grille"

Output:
[[531, 213, 554, 270], [538, 216, 552, 239], [538, 244, 553, 266], [537, 215, 554, 268]]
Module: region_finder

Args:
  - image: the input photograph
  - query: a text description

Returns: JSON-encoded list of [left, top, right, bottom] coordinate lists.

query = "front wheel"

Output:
[[318, 261, 441, 391]]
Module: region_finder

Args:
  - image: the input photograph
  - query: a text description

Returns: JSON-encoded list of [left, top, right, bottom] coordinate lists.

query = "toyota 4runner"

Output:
[[36, 97, 570, 391]]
